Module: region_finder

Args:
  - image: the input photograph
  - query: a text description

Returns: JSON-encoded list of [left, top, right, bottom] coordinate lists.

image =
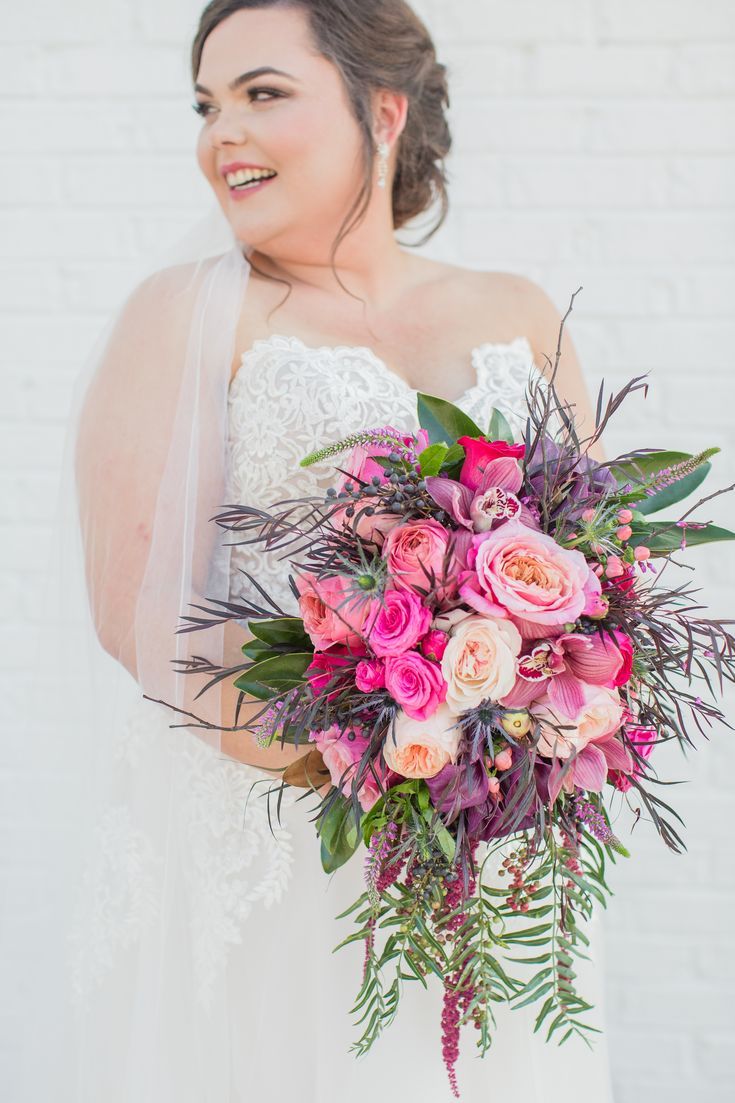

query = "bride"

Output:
[[22, 2, 617, 1101]]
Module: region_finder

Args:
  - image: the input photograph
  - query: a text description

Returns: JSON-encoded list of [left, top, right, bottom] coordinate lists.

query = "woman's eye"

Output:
[[191, 88, 283, 117], [248, 87, 283, 102]]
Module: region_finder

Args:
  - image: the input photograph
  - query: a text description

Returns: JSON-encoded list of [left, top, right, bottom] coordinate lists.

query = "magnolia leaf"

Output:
[[241, 637, 272, 662], [636, 465, 712, 515], [416, 392, 484, 447], [247, 615, 312, 650], [629, 521, 735, 556], [282, 747, 331, 789], [233, 651, 313, 699], [486, 406, 516, 446], [319, 797, 361, 873], [612, 449, 693, 486]]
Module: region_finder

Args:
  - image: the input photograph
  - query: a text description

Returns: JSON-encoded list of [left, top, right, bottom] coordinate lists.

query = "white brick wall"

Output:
[[2, 2, 734, 1100]]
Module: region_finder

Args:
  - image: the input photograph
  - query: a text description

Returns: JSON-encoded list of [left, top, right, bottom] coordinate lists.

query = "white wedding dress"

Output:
[[66, 334, 617, 1102]]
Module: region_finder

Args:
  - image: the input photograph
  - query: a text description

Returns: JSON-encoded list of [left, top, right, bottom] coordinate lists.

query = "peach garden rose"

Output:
[[382, 701, 461, 779], [441, 614, 522, 714], [459, 518, 596, 632]]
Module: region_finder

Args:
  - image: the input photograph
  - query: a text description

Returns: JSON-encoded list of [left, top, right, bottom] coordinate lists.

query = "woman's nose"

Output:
[[207, 107, 251, 147]]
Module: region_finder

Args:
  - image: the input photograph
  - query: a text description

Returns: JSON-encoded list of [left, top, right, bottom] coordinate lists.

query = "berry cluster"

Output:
[[497, 839, 540, 913]]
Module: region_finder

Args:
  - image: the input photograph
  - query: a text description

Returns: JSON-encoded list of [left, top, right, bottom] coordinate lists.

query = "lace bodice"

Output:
[[226, 333, 541, 615]]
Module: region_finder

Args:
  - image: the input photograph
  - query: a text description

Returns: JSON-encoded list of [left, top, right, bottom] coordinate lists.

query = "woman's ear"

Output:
[[372, 87, 409, 148]]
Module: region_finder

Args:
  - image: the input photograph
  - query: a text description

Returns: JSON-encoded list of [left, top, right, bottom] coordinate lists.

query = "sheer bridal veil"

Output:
[[10, 200, 275, 1102]]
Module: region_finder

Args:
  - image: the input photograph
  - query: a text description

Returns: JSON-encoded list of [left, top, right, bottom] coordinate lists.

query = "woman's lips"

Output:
[[227, 175, 277, 201]]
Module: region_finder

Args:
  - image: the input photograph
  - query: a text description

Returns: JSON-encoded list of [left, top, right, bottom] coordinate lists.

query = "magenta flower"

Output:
[[363, 588, 432, 657]]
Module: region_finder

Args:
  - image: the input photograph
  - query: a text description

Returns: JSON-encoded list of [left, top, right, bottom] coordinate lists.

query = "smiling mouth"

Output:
[[225, 168, 278, 190]]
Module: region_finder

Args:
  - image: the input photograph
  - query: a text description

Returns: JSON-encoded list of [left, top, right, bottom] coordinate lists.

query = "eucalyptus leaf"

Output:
[[420, 805, 456, 861]]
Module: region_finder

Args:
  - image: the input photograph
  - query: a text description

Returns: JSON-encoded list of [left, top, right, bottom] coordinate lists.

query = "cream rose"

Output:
[[383, 702, 461, 779], [441, 614, 522, 714]]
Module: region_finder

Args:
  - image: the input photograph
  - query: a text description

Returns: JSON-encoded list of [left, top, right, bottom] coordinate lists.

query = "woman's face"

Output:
[[194, 7, 369, 258]]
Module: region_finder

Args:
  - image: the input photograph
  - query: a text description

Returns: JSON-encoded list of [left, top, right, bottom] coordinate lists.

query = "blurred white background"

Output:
[[1, 2, 734, 1100]]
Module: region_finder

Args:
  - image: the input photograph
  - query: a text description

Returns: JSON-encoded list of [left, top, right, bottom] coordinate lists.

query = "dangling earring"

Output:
[[376, 140, 389, 189]]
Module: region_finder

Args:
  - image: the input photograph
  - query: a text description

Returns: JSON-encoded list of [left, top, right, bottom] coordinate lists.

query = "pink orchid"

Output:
[[425, 454, 537, 533], [500, 630, 626, 712], [609, 724, 658, 791]]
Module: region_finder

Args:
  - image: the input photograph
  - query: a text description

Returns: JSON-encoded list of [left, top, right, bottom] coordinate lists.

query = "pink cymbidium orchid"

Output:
[[500, 630, 628, 712], [425, 455, 537, 533], [548, 732, 634, 803]]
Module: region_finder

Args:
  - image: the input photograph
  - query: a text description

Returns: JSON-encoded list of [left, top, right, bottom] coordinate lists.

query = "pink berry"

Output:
[[494, 749, 513, 771], [616, 524, 633, 541], [581, 508, 596, 523], [605, 554, 624, 579], [634, 545, 651, 561], [617, 508, 633, 523]]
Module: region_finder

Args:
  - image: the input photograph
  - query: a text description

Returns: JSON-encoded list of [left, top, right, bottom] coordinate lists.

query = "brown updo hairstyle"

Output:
[[191, 0, 452, 299]]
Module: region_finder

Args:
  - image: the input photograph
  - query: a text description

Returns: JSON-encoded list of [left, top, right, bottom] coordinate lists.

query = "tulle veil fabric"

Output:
[[11, 201, 265, 1101]]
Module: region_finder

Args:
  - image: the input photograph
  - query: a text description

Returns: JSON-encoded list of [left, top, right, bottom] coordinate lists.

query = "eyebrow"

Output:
[[194, 67, 298, 95]]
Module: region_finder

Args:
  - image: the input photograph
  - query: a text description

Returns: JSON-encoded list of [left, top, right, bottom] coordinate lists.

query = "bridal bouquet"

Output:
[[164, 339, 735, 1098]]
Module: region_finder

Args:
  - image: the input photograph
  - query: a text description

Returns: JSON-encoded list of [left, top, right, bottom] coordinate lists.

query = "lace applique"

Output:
[[69, 698, 297, 1012], [175, 732, 297, 1011], [69, 803, 162, 1004], [226, 333, 543, 614]]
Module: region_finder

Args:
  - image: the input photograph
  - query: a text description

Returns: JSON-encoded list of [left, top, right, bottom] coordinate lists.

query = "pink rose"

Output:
[[382, 518, 461, 604], [383, 701, 461, 779], [310, 724, 392, 811], [355, 657, 386, 692], [456, 437, 526, 493], [306, 642, 368, 700], [459, 519, 591, 632], [295, 570, 370, 650], [363, 588, 432, 657], [420, 629, 450, 662], [384, 651, 448, 720]]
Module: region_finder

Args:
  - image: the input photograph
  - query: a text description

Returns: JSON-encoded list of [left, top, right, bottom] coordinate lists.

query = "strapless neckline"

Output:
[[232, 333, 534, 408]]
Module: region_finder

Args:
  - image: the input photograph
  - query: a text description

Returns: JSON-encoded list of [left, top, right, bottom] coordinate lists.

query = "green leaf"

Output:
[[416, 392, 484, 448], [247, 616, 312, 650], [612, 450, 693, 487], [241, 637, 273, 662], [612, 448, 720, 515], [628, 520, 735, 557], [416, 442, 449, 478], [486, 406, 516, 446], [634, 464, 712, 516], [421, 807, 456, 861], [233, 652, 313, 700], [319, 797, 361, 873]]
